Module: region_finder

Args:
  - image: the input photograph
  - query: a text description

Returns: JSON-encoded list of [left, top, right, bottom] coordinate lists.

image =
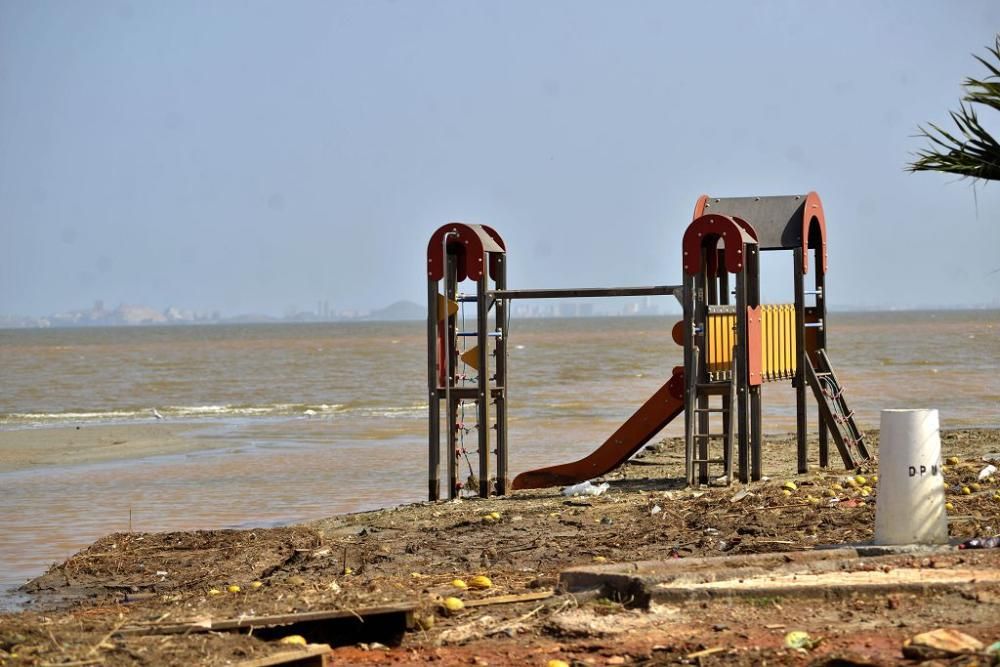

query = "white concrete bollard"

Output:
[[874, 409, 949, 545]]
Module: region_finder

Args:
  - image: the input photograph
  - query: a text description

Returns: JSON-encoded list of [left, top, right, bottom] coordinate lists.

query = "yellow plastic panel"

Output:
[[437, 293, 459, 321], [460, 345, 480, 370]]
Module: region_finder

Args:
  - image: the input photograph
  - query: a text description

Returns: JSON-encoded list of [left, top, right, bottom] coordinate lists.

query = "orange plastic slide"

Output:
[[511, 370, 686, 490]]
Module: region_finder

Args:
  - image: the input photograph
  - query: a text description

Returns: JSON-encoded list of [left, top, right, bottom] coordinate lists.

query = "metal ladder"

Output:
[[804, 348, 870, 468], [688, 374, 736, 485]]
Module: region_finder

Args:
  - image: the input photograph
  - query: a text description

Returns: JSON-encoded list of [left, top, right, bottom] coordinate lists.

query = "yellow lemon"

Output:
[[782, 481, 797, 492], [468, 575, 492, 590], [961, 486, 971, 495], [227, 585, 241, 593], [207, 588, 221, 596], [946, 456, 960, 465], [489, 511, 501, 520], [250, 581, 263, 589], [443, 596, 465, 612], [854, 475, 867, 486], [593, 556, 608, 563], [548, 661, 571, 667], [945, 502, 954, 511], [279, 635, 307, 646], [781, 489, 792, 497], [451, 578, 468, 590]]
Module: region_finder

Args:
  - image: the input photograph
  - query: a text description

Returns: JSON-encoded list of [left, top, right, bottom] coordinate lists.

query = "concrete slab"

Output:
[[560, 546, 1000, 605]]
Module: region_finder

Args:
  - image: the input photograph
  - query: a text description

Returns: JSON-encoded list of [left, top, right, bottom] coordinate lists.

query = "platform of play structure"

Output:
[[425, 192, 871, 500]]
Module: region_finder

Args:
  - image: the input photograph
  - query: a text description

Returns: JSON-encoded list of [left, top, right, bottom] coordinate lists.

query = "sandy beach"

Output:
[[2, 429, 998, 665], [0, 423, 211, 473]]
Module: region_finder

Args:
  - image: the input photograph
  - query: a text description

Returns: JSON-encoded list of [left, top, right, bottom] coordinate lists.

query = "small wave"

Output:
[[0, 403, 348, 427]]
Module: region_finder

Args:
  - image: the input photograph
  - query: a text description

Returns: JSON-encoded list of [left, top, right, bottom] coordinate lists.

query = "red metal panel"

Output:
[[801, 191, 827, 275], [747, 305, 762, 386], [426, 223, 505, 282], [682, 214, 756, 276]]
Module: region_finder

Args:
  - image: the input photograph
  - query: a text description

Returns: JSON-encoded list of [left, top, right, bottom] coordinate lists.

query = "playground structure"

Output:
[[426, 192, 870, 500]]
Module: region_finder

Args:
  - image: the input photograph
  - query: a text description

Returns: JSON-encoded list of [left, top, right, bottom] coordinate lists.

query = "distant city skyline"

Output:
[[2, 2, 999, 318]]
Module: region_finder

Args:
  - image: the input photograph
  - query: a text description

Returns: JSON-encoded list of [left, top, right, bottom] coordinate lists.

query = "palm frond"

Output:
[[908, 35, 1000, 182]]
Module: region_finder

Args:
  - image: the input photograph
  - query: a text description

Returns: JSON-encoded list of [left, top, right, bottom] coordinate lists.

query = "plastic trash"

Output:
[[958, 536, 1000, 549], [978, 464, 997, 481], [562, 481, 609, 497]]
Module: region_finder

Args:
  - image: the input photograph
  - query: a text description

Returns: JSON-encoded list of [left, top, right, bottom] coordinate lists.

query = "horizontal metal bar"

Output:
[[488, 285, 682, 300], [804, 321, 824, 329], [457, 331, 503, 337]]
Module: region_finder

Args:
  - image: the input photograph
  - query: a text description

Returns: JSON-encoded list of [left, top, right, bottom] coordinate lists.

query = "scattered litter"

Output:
[[958, 536, 1000, 549], [686, 646, 725, 659], [730, 489, 749, 503], [650, 505, 662, 516], [784, 630, 822, 650], [988, 640, 1000, 655], [979, 464, 997, 480], [903, 628, 984, 659], [562, 481, 609, 497]]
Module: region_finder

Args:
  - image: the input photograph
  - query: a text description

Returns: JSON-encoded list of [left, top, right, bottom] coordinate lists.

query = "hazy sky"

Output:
[[2, 1, 998, 317]]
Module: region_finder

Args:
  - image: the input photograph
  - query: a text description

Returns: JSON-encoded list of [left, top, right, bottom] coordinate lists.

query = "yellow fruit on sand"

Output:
[[946, 456, 960, 465], [250, 581, 263, 589], [962, 486, 971, 495], [782, 481, 797, 492], [443, 596, 465, 612], [489, 511, 501, 520], [468, 575, 492, 590], [548, 661, 571, 667], [854, 475, 867, 486], [279, 635, 307, 645], [207, 588, 221, 596], [227, 585, 241, 593], [451, 578, 468, 590], [945, 502, 954, 511]]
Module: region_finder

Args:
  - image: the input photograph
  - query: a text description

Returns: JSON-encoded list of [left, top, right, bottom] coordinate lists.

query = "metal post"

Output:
[[682, 273, 696, 487], [697, 252, 710, 485], [494, 253, 509, 495], [476, 268, 491, 497], [445, 253, 459, 498], [793, 248, 808, 474], [815, 250, 829, 468], [427, 277, 440, 501], [747, 246, 762, 481], [734, 264, 750, 484]]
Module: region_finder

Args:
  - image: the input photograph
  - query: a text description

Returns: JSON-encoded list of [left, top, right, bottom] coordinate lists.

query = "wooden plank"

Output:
[[236, 644, 331, 667], [118, 603, 416, 636], [463, 590, 555, 608]]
